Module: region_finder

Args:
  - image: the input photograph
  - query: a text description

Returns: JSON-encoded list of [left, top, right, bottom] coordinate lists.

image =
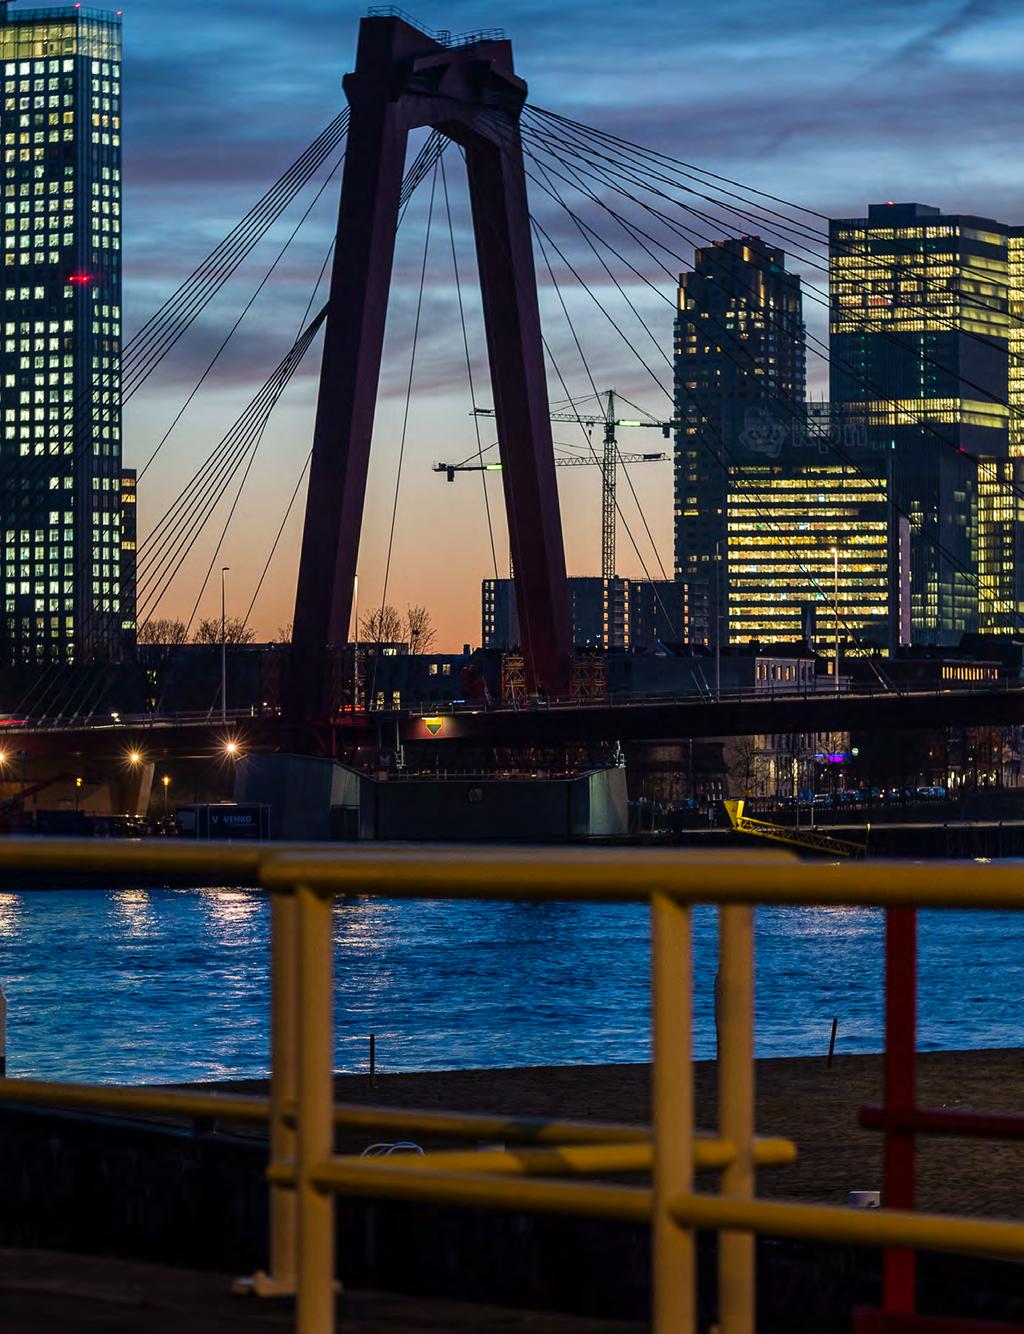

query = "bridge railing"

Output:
[[400, 675, 1011, 719], [364, 6, 505, 46], [2, 706, 264, 733], [0, 841, 1022, 1333]]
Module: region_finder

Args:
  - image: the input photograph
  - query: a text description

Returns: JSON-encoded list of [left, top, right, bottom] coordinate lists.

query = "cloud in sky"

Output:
[[105, 0, 1024, 645]]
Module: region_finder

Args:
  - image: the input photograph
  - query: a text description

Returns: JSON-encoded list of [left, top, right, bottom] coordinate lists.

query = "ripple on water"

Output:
[[0, 889, 1019, 1082]]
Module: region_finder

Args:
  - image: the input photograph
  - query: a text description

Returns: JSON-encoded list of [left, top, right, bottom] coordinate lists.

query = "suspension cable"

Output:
[[440, 151, 500, 582], [241, 133, 447, 639], [377, 161, 439, 626], [137, 150, 345, 483], [532, 222, 686, 643], [518, 116, 1024, 543], [529, 198, 894, 661]]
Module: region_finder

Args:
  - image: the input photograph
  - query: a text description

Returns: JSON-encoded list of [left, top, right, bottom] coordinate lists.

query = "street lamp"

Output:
[[353, 573, 360, 712], [161, 774, 171, 819], [224, 739, 239, 758], [220, 566, 230, 725], [128, 750, 142, 766]]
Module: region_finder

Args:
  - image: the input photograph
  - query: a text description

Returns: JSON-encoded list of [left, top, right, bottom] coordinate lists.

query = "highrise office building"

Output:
[[829, 202, 1023, 640], [725, 404, 910, 652], [482, 577, 688, 653], [0, 1, 129, 665], [674, 237, 806, 645]]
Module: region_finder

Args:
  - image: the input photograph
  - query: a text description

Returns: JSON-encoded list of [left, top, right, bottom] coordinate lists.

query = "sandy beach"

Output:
[[216, 1047, 1024, 1219]]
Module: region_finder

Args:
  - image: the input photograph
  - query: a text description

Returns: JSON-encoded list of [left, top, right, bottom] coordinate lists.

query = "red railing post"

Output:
[[884, 905, 918, 1313]]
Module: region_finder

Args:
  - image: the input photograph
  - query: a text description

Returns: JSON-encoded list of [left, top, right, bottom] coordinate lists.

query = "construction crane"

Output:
[[435, 391, 675, 579]]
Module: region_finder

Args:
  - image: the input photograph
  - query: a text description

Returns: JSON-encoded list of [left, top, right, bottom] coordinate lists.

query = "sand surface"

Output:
[[216, 1047, 1024, 1219]]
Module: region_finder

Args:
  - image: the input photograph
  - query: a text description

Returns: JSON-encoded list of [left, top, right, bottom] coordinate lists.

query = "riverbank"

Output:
[[3, 1048, 1021, 1328], [669, 820, 1024, 857], [207, 1047, 1024, 1218]]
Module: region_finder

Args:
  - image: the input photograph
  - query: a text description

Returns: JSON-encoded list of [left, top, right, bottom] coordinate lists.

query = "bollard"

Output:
[[0, 983, 5, 1077], [827, 1016, 839, 1068]]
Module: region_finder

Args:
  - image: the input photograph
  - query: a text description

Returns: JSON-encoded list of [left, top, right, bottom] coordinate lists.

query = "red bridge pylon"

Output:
[[287, 14, 572, 720]]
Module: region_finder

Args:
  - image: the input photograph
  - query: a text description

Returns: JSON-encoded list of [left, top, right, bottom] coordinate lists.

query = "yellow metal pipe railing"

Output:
[[651, 891, 696, 1334], [0, 1078, 270, 1122], [718, 904, 756, 1334], [327, 1103, 651, 1143], [330, 1142, 655, 1178], [0, 841, 1020, 1334], [294, 882, 334, 1334], [259, 848, 1024, 909], [671, 1193, 1024, 1261], [311, 1161, 653, 1222], [250, 891, 299, 1297], [266, 1136, 797, 1185]]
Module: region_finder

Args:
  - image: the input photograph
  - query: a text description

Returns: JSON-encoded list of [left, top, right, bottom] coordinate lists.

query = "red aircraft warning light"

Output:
[[67, 273, 93, 285]]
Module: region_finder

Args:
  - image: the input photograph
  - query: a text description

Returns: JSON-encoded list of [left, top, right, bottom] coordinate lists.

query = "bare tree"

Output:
[[724, 734, 760, 797], [193, 616, 256, 645], [137, 617, 189, 646], [405, 604, 436, 655], [359, 605, 403, 646], [273, 622, 294, 645]]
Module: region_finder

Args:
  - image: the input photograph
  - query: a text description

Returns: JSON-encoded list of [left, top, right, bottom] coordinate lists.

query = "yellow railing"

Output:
[[0, 840, 1022, 1334], [724, 797, 866, 858]]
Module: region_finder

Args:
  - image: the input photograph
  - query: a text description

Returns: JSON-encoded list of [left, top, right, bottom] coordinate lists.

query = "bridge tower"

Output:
[[287, 14, 573, 720]]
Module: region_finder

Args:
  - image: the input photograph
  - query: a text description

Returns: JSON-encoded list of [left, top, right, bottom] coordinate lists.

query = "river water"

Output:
[[0, 887, 1020, 1084]]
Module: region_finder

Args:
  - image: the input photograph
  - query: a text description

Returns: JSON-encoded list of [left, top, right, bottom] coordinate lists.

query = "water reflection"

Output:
[[201, 888, 262, 931], [0, 887, 1017, 1084], [0, 892, 21, 938], [109, 888, 157, 938]]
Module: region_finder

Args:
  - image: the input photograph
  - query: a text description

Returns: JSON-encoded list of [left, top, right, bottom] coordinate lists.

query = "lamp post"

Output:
[[831, 546, 840, 695], [162, 774, 170, 820], [353, 573, 360, 712], [220, 566, 230, 725]]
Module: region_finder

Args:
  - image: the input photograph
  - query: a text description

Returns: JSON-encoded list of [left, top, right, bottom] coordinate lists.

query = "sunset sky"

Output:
[[119, 0, 1024, 647]]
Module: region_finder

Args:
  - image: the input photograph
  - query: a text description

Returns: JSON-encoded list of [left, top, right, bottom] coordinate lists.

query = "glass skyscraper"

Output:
[[674, 237, 806, 646], [674, 237, 912, 655], [0, 1, 128, 666], [725, 405, 908, 653], [829, 202, 1022, 640]]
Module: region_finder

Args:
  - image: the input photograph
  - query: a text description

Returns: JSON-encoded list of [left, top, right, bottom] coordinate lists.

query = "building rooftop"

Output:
[[0, 2, 121, 23]]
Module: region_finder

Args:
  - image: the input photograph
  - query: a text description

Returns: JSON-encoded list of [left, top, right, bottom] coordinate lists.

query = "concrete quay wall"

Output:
[[235, 754, 628, 842], [0, 1103, 1022, 1330]]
